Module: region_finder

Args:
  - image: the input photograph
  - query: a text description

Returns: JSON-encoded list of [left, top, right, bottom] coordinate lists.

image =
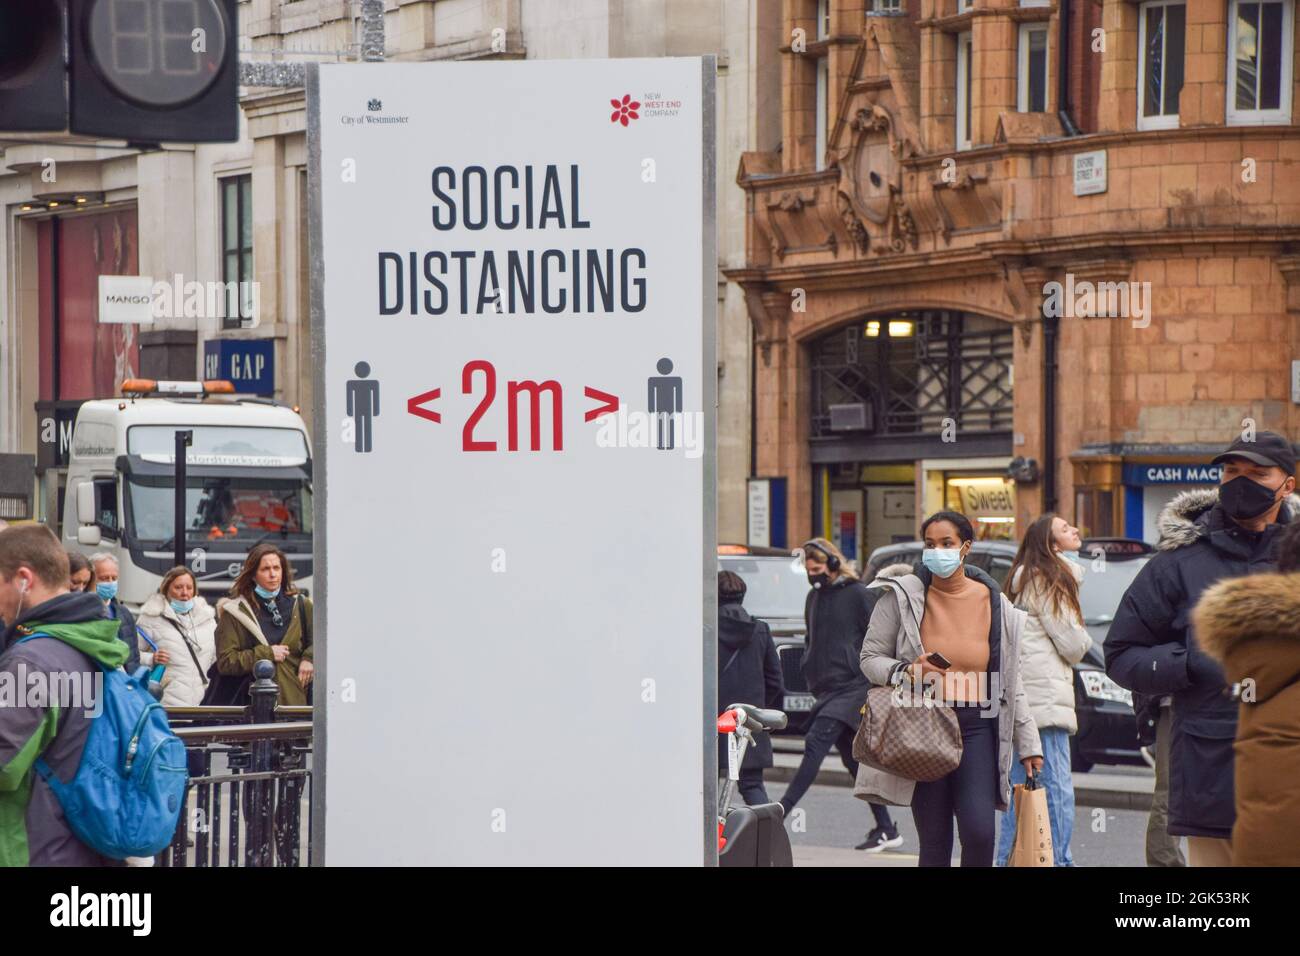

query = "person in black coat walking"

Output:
[[778, 538, 901, 853], [717, 571, 784, 806], [1105, 432, 1298, 867]]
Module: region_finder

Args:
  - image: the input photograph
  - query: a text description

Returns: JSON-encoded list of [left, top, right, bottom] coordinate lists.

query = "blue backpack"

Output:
[[20, 634, 189, 860]]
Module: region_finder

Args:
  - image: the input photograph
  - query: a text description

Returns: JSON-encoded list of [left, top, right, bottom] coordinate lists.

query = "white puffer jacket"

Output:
[[135, 593, 218, 707], [1011, 556, 1092, 734]]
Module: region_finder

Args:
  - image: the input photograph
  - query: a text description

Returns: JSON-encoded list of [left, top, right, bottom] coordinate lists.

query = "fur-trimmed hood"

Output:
[[870, 562, 915, 582], [1155, 488, 1300, 552], [1195, 571, 1300, 703]]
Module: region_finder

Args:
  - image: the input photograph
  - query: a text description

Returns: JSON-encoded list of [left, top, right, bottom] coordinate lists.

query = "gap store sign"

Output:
[[203, 339, 275, 395]]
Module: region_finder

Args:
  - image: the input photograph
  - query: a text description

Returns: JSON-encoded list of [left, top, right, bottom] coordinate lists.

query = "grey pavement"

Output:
[[768, 737, 1155, 811], [759, 775, 1164, 867]]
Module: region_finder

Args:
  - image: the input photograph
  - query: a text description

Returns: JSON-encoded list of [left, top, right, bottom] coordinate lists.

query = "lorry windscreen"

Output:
[[127, 425, 308, 465], [127, 475, 311, 548]]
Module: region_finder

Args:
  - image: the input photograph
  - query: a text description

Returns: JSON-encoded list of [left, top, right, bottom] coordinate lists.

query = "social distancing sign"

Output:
[[308, 58, 716, 865]]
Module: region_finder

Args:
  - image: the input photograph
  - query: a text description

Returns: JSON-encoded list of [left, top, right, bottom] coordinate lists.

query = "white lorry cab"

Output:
[[63, 379, 313, 608]]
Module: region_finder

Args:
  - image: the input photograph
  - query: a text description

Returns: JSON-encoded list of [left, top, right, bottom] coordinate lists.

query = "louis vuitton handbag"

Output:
[[852, 682, 963, 782]]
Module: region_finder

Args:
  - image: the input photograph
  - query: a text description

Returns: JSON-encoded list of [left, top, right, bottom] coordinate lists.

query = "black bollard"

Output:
[[246, 659, 279, 866], [250, 659, 279, 729]]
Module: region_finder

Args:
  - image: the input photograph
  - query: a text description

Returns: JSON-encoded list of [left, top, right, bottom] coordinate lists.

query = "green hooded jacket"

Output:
[[0, 611, 129, 867]]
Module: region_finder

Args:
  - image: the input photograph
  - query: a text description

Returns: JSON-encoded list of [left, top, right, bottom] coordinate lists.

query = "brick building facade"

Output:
[[728, 0, 1300, 559]]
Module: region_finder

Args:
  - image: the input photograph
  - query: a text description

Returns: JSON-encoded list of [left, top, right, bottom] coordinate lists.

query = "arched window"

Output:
[[809, 311, 1013, 438]]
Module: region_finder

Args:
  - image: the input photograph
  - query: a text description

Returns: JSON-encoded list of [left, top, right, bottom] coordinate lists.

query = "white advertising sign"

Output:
[[98, 275, 155, 323], [748, 479, 771, 548], [308, 59, 715, 865]]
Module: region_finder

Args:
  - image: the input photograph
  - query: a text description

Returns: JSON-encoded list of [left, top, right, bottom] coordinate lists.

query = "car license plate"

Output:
[[784, 694, 815, 712]]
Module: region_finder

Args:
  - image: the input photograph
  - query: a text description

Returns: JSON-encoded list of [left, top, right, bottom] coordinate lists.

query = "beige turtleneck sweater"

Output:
[[920, 570, 991, 703]]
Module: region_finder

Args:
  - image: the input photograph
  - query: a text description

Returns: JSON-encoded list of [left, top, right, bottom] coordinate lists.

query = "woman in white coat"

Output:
[[136, 566, 218, 707], [995, 513, 1092, 866]]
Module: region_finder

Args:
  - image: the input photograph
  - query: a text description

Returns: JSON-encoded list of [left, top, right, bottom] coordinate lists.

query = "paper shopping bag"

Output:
[[1008, 775, 1054, 867]]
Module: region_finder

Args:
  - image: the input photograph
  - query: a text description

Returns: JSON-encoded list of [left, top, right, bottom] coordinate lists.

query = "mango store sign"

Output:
[[97, 275, 155, 324]]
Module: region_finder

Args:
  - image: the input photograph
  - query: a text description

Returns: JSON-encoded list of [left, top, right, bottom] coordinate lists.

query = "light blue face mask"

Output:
[[253, 584, 281, 600], [96, 581, 118, 602], [922, 547, 964, 579], [1060, 550, 1081, 563], [170, 598, 195, 615]]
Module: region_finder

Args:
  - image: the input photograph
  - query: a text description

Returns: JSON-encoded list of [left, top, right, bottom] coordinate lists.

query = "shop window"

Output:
[[956, 32, 973, 149], [1137, 1, 1185, 130], [809, 311, 1013, 438], [1227, 0, 1294, 124], [1075, 488, 1116, 538], [220, 174, 254, 329], [1018, 24, 1050, 112], [946, 475, 1017, 542]]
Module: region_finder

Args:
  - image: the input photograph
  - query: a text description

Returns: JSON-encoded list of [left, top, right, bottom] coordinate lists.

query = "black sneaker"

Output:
[[856, 825, 903, 853]]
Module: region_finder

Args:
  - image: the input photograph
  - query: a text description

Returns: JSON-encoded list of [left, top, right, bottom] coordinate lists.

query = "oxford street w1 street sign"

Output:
[[307, 58, 716, 865]]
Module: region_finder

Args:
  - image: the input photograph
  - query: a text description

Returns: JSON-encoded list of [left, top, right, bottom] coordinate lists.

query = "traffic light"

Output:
[[0, 1, 67, 131], [69, 0, 239, 142], [0, 0, 239, 142]]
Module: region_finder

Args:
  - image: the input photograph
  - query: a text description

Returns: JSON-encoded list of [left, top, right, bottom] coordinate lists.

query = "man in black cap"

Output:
[[1106, 430, 1297, 866]]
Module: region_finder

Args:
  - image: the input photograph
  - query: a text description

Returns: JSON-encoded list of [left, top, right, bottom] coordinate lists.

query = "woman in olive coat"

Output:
[[215, 543, 314, 705]]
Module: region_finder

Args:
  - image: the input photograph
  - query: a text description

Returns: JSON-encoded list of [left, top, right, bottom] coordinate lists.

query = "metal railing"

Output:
[[157, 662, 314, 867]]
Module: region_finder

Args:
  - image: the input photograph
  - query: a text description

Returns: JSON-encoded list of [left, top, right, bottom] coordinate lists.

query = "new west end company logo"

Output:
[[341, 97, 410, 126], [609, 91, 684, 125], [610, 94, 640, 126]]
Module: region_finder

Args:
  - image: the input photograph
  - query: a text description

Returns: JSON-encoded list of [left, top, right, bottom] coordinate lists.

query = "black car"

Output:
[[864, 540, 1018, 587], [863, 539, 1148, 771], [1071, 539, 1152, 771]]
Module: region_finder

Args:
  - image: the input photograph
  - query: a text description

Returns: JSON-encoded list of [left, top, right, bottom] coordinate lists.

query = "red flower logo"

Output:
[[610, 94, 640, 126]]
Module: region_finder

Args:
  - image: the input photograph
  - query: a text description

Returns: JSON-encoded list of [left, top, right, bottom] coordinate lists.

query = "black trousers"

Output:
[[781, 715, 893, 828], [738, 767, 771, 806], [911, 705, 999, 866]]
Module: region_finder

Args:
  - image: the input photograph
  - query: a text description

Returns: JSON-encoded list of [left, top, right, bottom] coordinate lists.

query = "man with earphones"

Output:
[[778, 537, 903, 853], [0, 524, 126, 865]]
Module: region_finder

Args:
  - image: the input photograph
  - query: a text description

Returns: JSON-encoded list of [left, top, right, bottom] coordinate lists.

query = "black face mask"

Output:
[[1218, 475, 1281, 521], [807, 572, 831, 589]]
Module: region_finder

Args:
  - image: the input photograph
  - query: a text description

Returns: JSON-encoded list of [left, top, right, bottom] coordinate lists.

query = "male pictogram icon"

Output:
[[346, 361, 380, 453], [647, 357, 682, 450]]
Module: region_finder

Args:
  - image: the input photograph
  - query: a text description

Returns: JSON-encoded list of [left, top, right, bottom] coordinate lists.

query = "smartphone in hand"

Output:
[[926, 651, 952, 669]]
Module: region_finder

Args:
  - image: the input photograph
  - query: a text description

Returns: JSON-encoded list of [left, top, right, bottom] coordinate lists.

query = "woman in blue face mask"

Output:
[[135, 567, 219, 707], [856, 511, 1043, 867], [213, 543, 314, 706]]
